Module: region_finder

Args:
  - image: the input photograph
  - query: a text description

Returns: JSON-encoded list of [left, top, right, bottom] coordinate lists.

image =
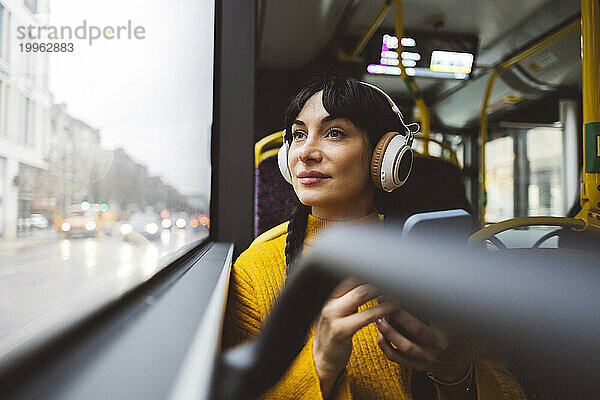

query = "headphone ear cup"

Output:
[[370, 132, 398, 191], [395, 146, 413, 186], [278, 142, 293, 184]]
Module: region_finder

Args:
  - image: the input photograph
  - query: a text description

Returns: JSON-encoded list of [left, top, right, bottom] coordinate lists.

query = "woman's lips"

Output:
[[299, 177, 330, 185], [297, 170, 331, 185]]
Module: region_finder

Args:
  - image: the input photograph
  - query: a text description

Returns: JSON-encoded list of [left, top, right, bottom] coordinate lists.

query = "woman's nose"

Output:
[[297, 135, 323, 163]]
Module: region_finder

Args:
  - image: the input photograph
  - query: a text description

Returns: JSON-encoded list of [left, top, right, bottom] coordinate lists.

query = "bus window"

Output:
[[429, 132, 465, 168], [526, 126, 564, 216], [0, 0, 213, 357], [485, 124, 566, 224], [411, 132, 465, 171], [485, 135, 514, 222]]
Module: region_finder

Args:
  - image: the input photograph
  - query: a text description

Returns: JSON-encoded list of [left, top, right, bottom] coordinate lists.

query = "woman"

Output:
[[223, 76, 526, 399]]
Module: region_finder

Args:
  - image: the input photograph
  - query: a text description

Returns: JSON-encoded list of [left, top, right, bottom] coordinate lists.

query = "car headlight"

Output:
[[61, 222, 71, 232], [145, 223, 159, 235], [120, 224, 133, 235], [86, 221, 96, 231], [161, 218, 172, 229], [175, 218, 186, 229]]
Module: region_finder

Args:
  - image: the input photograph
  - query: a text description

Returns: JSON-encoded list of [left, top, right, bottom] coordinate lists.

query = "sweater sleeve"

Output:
[[222, 251, 352, 399], [260, 330, 353, 400], [222, 257, 262, 349], [472, 355, 528, 400]]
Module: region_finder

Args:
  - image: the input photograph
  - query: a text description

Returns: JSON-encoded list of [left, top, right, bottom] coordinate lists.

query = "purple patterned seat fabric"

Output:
[[254, 155, 298, 237]]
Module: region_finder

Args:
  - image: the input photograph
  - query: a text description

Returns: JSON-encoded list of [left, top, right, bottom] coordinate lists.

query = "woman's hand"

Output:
[[375, 305, 472, 383], [313, 279, 396, 397]]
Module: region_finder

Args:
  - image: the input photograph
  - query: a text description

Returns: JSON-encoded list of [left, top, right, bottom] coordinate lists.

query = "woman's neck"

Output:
[[310, 203, 376, 222]]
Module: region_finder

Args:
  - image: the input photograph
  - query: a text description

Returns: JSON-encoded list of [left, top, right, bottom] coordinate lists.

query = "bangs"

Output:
[[283, 76, 401, 149]]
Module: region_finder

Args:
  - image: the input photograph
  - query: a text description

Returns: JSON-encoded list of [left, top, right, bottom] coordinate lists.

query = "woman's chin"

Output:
[[296, 192, 333, 209]]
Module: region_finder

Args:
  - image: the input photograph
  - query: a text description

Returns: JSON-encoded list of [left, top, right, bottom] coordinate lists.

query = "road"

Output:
[[0, 228, 208, 360]]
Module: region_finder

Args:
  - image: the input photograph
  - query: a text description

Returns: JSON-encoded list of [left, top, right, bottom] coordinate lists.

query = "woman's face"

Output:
[[288, 90, 375, 219]]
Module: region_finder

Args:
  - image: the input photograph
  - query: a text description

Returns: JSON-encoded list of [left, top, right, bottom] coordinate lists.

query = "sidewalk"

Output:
[[0, 230, 60, 251]]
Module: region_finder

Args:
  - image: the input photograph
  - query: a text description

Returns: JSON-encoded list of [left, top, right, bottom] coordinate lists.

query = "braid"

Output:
[[374, 190, 402, 227], [284, 202, 310, 277]]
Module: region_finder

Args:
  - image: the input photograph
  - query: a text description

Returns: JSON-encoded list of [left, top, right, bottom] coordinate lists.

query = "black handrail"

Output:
[[212, 226, 600, 399]]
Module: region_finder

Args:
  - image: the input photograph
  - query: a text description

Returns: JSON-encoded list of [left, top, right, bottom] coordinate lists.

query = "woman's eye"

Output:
[[291, 130, 306, 140], [326, 129, 344, 138]]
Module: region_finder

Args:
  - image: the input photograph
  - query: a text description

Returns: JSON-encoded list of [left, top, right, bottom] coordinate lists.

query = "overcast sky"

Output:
[[47, 0, 214, 198]]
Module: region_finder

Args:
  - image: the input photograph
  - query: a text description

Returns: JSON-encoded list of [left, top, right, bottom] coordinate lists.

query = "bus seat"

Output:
[[538, 183, 600, 254], [376, 155, 472, 224], [254, 153, 297, 237]]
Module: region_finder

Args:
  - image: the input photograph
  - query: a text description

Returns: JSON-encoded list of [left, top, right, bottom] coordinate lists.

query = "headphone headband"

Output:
[[278, 80, 417, 192], [358, 81, 417, 146]]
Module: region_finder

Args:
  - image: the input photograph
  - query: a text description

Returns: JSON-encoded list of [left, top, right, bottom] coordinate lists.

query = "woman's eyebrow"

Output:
[[293, 116, 344, 127], [321, 115, 345, 124]]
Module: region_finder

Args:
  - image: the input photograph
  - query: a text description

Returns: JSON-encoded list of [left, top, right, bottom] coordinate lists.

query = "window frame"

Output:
[[0, 0, 233, 395], [0, 238, 227, 400]]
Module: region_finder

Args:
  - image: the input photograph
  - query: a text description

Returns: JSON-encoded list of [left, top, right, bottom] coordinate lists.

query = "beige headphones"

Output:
[[277, 81, 417, 192]]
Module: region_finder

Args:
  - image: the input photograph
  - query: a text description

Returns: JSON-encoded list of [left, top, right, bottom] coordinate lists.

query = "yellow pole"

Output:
[[349, 2, 392, 60], [500, 20, 579, 70], [393, 0, 430, 155], [576, 0, 600, 234], [468, 216, 586, 245], [479, 69, 499, 224]]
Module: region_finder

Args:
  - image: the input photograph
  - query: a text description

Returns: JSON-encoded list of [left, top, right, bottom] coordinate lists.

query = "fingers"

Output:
[[377, 333, 428, 370], [330, 278, 362, 298], [332, 283, 382, 316], [375, 318, 431, 364], [337, 301, 397, 333], [384, 307, 435, 345]]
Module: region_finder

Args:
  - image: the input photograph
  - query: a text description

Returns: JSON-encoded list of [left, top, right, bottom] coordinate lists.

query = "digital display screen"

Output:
[[367, 31, 478, 80]]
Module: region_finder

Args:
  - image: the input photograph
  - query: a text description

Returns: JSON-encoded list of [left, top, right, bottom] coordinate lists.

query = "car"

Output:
[[169, 212, 191, 230], [61, 210, 97, 238], [30, 214, 50, 229], [120, 211, 162, 241]]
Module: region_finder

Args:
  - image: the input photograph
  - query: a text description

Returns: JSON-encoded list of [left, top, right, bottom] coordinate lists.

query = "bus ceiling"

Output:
[[257, 0, 581, 129]]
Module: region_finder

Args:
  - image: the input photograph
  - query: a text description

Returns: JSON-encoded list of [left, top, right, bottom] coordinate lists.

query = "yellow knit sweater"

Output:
[[223, 213, 527, 399]]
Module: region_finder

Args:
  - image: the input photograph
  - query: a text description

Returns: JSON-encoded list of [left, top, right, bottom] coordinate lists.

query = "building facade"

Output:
[[0, 0, 52, 239]]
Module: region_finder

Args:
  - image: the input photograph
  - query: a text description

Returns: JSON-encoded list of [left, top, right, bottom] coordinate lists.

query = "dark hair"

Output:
[[283, 75, 403, 274], [283, 76, 402, 154]]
